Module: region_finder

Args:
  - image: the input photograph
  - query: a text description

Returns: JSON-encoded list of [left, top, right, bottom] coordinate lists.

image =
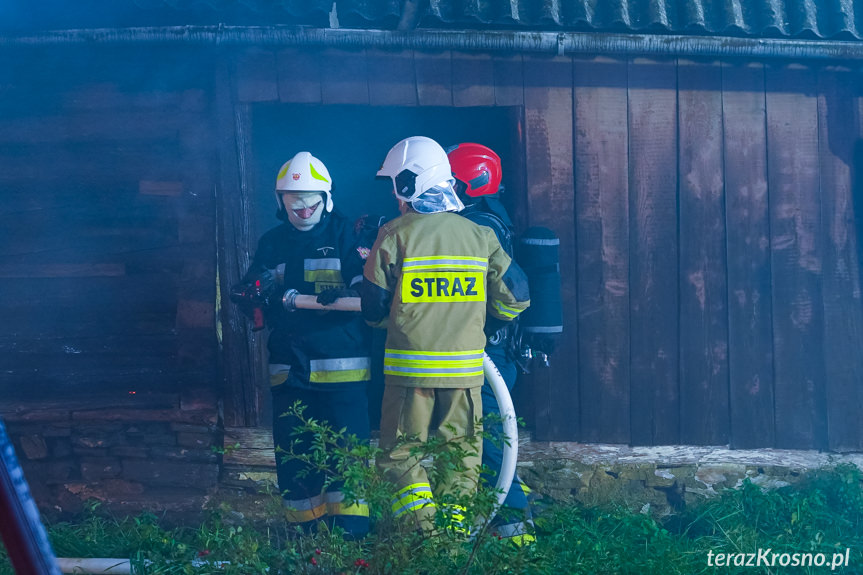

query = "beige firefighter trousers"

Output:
[[377, 385, 483, 531]]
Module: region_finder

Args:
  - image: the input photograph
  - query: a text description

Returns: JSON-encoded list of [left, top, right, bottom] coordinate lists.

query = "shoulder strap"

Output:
[[463, 209, 514, 257]]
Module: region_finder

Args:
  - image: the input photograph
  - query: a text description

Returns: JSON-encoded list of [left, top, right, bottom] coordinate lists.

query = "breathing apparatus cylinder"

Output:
[[517, 227, 563, 356]]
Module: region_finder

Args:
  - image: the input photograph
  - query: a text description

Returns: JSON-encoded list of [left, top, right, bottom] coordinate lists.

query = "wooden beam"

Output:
[[766, 63, 827, 450], [677, 59, 730, 445], [414, 51, 453, 106], [234, 48, 279, 103], [573, 57, 630, 444], [722, 62, 776, 448], [277, 48, 323, 104], [523, 54, 577, 441], [367, 49, 418, 106], [817, 66, 863, 452], [627, 58, 679, 446], [321, 49, 370, 105], [452, 52, 494, 107]]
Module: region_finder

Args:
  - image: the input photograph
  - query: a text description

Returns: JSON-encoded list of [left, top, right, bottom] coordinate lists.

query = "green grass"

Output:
[[2, 465, 862, 574]]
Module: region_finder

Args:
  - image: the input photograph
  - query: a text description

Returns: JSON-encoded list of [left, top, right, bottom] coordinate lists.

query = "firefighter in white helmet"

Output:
[[234, 151, 373, 538], [361, 136, 530, 533]]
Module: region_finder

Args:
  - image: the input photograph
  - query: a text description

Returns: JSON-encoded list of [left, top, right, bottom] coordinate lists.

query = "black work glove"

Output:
[[316, 288, 359, 306]]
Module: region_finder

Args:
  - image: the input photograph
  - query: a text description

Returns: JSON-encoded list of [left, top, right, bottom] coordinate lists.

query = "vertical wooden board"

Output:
[[677, 60, 730, 445], [722, 63, 776, 449], [276, 48, 322, 104], [215, 62, 264, 427], [493, 55, 524, 107], [366, 49, 418, 106], [233, 48, 279, 103], [523, 55, 577, 441], [320, 49, 370, 105], [766, 64, 827, 450], [414, 51, 453, 106], [627, 58, 679, 446], [573, 57, 630, 444], [818, 68, 863, 451], [452, 52, 495, 107]]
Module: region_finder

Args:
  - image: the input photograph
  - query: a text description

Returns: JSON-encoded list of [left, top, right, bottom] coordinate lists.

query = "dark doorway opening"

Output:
[[248, 104, 524, 429]]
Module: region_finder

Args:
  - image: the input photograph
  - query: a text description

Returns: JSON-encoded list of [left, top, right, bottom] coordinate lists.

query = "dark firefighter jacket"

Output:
[[244, 211, 372, 391], [361, 210, 530, 389]]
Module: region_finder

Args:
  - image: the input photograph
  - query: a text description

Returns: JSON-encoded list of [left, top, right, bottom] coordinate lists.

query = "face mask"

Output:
[[281, 192, 324, 231]]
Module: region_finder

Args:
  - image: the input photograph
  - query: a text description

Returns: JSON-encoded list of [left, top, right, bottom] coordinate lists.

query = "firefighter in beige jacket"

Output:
[[361, 136, 530, 532]]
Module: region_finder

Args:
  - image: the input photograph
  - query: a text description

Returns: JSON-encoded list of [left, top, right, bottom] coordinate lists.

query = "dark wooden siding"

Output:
[[0, 46, 222, 512], [226, 47, 863, 449], [2, 43, 862, 459]]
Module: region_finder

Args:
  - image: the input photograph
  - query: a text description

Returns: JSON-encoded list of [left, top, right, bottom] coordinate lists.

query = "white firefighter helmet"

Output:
[[377, 136, 458, 205], [274, 151, 334, 214]]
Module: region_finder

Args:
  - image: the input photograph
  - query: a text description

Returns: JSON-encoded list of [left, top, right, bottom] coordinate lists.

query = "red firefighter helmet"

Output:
[[446, 143, 503, 198]]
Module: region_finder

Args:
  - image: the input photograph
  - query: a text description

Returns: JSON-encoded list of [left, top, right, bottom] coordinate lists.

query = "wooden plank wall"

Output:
[[0, 47, 217, 403], [4, 44, 857, 455], [230, 46, 863, 449], [0, 45, 222, 511]]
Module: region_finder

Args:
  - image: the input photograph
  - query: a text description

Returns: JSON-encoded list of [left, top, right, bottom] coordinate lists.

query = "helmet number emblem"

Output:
[[292, 173, 301, 180]]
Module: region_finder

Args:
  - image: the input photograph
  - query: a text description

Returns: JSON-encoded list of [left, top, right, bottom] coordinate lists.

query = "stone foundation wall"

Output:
[[11, 422, 863, 521], [4, 397, 220, 518], [518, 442, 863, 516]]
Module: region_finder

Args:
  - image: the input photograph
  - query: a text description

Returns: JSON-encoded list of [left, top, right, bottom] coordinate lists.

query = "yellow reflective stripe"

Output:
[[391, 484, 435, 517], [328, 501, 369, 517], [309, 162, 329, 183], [395, 482, 431, 497], [269, 364, 291, 387], [278, 162, 290, 179], [324, 492, 369, 517], [384, 367, 484, 378], [404, 263, 488, 271], [492, 300, 521, 318], [283, 496, 327, 523], [384, 349, 485, 377], [309, 357, 372, 383], [304, 269, 344, 283], [404, 256, 487, 262], [309, 368, 371, 383], [386, 349, 484, 357], [385, 358, 482, 368]]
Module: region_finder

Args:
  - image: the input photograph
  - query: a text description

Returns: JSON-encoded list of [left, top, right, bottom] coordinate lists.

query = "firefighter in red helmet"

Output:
[[447, 142, 536, 545]]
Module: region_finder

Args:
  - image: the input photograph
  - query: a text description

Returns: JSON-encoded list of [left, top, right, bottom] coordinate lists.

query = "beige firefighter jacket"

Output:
[[363, 210, 530, 389]]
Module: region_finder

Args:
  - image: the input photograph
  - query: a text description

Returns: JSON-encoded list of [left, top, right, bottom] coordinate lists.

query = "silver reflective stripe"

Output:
[[324, 491, 367, 505], [521, 238, 560, 246], [310, 357, 371, 372], [282, 494, 325, 511], [268, 363, 291, 375], [402, 257, 487, 269], [394, 486, 432, 500], [393, 498, 435, 517], [384, 365, 483, 375], [496, 521, 533, 538], [304, 258, 341, 270], [349, 274, 363, 287], [385, 351, 484, 361], [523, 325, 564, 333]]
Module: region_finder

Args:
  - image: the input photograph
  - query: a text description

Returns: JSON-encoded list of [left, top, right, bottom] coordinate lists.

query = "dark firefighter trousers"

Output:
[[271, 385, 370, 538], [482, 345, 535, 541]]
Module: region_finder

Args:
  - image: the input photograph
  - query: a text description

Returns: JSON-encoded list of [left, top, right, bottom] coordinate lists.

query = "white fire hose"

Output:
[[54, 292, 518, 572]]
